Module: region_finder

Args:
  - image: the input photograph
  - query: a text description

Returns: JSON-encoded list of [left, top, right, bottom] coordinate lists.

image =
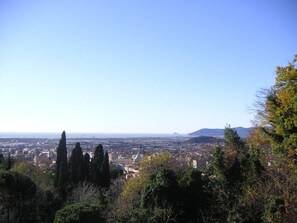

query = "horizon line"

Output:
[[0, 126, 252, 135]]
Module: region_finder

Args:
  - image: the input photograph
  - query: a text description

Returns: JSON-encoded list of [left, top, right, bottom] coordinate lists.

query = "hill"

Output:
[[189, 127, 252, 138], [186, 136, 224, 144]]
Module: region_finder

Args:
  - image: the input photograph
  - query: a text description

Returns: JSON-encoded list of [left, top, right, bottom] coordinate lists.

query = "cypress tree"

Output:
[[56, 131, 68, 193], [101, 151, 111, 188], [58, 161, 68, 200], [6, 153, 12, 170], [91, 144, 104, 186], [69, 142, 83, 184], [82, 153, 91, 182], [0, 153, 4, 165]]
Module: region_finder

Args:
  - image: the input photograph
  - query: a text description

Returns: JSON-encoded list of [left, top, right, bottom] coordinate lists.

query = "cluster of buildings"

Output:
[[0, 136, 216, 176]]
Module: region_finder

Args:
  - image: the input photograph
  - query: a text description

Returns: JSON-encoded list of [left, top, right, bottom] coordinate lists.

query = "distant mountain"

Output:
[[189, 127, 253, 138], [186, 136, 224, 144]]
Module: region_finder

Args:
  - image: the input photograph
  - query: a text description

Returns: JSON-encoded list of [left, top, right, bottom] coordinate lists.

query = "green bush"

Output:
[[54, 203, 102, 223]]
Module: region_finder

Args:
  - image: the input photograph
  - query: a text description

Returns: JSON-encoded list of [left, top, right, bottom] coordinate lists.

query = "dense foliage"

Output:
[[53, 203, 102, 223], [261, 55, 297, 167]]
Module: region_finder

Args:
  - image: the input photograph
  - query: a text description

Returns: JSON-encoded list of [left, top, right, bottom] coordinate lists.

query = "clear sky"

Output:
[[0, 0, 296, 133]]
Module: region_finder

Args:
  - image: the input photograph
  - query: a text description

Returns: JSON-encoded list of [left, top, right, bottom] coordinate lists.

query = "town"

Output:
[[0, 135, 216, 178]]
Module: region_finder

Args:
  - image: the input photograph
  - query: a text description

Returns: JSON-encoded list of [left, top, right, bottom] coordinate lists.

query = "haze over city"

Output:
[[0, 0, 296, 133]]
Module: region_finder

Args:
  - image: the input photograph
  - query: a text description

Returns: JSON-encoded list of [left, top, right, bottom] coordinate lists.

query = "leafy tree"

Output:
[[141, 167, 179, 210], [140, 151, 186, 177], [260, 55, 297, 167], [245, 55, 297, 222], [140, 167, 180, 222], [179, 168, 207, 222], [116, 153, 187, 222], [53, 203, 103, 223], [0, 170, 37, 222], [91, 145, 104, 186], [69, 142, 83, 184], [118, 174, 148, 212], [116, 208, 149, 223], [9, 160, 62, 222], [12, 161, 56, 202], [119, 152, 180, 212], [246, 126, 272, 168], [35, 189, 62, 223]]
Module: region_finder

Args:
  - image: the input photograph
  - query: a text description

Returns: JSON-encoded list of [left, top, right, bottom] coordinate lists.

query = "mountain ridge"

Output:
[[189, 127, 253, 138]]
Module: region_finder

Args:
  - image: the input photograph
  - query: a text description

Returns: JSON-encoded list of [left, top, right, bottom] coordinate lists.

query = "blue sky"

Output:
[[0, 0, 296, 133]]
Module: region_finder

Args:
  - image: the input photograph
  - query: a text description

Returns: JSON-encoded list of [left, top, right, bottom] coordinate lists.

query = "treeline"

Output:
[[0, 55, 297, 222], [55, 131, 111, 199]]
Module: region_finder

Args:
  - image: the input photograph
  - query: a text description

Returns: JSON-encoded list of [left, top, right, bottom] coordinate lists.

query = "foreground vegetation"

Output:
[[0, 56, 297, 222]]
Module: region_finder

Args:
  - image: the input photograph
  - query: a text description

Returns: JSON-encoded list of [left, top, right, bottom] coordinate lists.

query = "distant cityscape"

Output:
[[0, 127, 251, 179], [0, 133, 220, 178]]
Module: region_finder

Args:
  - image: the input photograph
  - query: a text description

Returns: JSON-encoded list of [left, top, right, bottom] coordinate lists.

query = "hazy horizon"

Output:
[[0, 132, 187, 139], [0, 126, 253, 139]]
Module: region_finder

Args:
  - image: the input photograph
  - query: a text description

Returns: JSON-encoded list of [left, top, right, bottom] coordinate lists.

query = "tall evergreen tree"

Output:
[[224, 125, 245, 159], [223, 126, 243, 184], [82, 153, 91, 182], [91, 145, 104, 186], [211, 145, 226, 183], [6, 153, 12, 170], [0, 153, 4, 165], [0, 154, 4, 170], [58, 161, 68, 200], [55, 131, 68, 195], [101, 151, 111, 188], [69, 142, 83, 184]]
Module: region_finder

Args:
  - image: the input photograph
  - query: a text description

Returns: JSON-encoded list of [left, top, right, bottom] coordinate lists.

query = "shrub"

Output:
[[54, 203, 102, 223]]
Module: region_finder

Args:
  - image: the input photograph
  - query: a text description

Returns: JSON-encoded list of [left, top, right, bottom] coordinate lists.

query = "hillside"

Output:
[[186, 136, 224, 144], [189, 127, 252, 138]]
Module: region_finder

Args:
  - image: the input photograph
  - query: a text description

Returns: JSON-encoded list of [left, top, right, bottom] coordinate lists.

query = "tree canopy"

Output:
[[54, 203, 102, 223], [261, 55, 297, 167]]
